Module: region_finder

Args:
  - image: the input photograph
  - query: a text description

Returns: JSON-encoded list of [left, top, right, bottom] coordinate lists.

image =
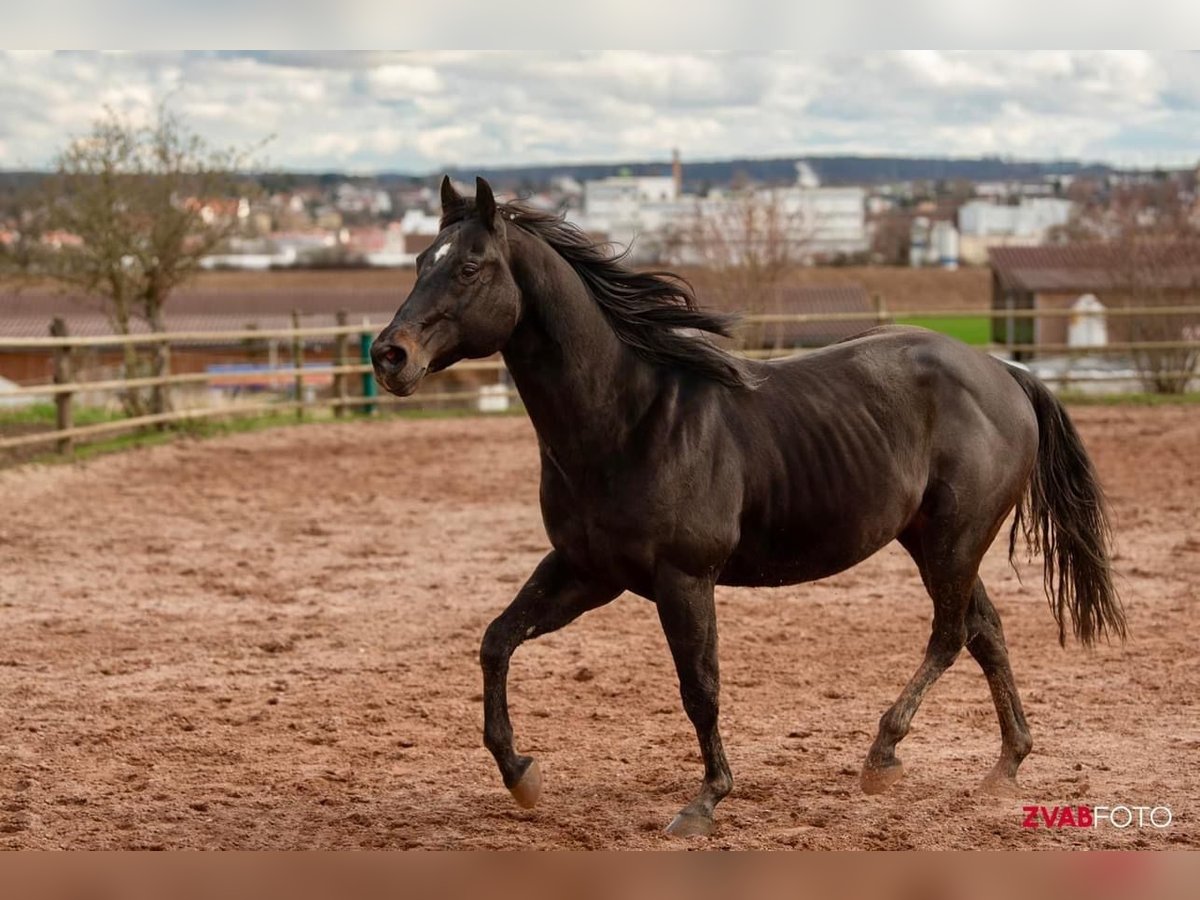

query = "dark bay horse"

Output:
[[371, 176, 1125, 837]]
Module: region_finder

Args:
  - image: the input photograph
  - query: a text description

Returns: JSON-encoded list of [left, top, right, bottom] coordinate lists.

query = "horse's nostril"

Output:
[[382, 345, 407, 369]]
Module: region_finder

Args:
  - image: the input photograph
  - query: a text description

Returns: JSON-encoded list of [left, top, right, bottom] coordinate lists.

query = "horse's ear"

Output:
[[475, 176, 499, 232], [440, 175, 464, 216]]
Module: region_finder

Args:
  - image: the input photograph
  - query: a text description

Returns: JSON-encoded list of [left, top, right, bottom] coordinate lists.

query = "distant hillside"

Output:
[[1, 155, 1128, 201], [428, 155, 1120, 192]]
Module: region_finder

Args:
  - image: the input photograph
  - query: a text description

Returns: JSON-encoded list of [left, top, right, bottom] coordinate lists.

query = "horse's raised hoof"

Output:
[[508, 758, 542, 809], [860, 759, 905, 795], [665, 810, 714, 838]]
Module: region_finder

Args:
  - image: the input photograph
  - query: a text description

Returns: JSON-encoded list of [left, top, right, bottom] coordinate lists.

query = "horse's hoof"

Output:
[[980, 770, 1020, 798], [509, 758, 542, 809], [665, 810, 714, 838], [860, 759, 905, 795]]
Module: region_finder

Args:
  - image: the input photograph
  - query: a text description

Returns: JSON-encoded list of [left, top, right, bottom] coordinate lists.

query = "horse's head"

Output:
[[371, 176, 521, 396]]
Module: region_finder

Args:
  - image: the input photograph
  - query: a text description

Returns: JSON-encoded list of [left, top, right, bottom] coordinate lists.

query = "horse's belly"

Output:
[[718, 495, 917, 588], [719, 539, 883, 587]]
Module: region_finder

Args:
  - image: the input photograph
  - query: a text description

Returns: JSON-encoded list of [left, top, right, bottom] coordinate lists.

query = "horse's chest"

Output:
[[539, 463, 738, 591], [542, 491, 655, 577]]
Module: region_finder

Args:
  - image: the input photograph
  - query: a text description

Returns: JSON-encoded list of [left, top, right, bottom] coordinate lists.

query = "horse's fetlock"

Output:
[[1013, 731, 1033, 761], [711, 771, 733, 799]]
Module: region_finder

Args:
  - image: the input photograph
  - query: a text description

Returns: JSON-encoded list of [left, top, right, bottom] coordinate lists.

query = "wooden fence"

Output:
[[2, 303, 1198, 457]]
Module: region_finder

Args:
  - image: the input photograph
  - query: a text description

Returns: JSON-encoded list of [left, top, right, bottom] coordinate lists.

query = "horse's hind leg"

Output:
[[860, 519, 978, 795], [480, 551, 620, 809], [966, 581, 1032, 794]]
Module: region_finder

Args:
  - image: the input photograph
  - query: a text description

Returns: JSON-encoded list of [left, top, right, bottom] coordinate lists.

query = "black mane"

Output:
[[442, 200, 760, 390]]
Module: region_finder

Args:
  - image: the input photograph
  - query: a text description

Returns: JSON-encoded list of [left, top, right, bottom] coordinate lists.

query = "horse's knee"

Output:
[[928, 622, 968, 667], [479, 620, 512, 673]]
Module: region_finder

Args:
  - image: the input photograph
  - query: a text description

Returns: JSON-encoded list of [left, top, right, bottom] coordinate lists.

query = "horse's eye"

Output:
[[461, 262, 480, 278]]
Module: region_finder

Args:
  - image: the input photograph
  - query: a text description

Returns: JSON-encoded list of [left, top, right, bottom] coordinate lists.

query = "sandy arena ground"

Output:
[[0, 407, 1196, 849]]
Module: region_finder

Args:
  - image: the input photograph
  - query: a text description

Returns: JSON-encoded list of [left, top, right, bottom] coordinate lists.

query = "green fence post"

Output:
[[360, 328, 377, 416]]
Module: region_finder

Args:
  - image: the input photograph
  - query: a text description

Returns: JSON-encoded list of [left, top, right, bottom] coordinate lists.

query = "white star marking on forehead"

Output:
[[433, 241, 453, 264]]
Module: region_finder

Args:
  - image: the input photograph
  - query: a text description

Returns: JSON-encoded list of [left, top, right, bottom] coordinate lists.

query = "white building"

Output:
[[580, 175, 683, 256], [778, 182, 868, 258], [957, 197, 1074, 264], [575, 162, 867, 264], [365, 209, 441, 267]]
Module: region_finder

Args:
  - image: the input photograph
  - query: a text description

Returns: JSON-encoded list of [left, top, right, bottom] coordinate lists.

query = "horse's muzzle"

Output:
[[371, 332, 428, 397]]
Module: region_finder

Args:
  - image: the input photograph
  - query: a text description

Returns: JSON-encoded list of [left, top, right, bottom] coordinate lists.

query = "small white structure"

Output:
[[477, 384, 510, 413], [931, 221, 960, 270], [1068, 294, 1109, 348], [909, 216, 931, 267], [0, 375, 35, 408], [909, 218, 959, 269]]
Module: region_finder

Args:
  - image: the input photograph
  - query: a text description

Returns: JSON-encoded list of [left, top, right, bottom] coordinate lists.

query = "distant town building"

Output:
[[581, 174, 684, 254], [988, 243, 1200, 354], [778, 180, 868, 259], [361, 209, 440, 266], [958, 198, 1074, 264], [199, 231, 337, 270], [575, 160, 867, 265], [183, 196, 250, 226], [335, 182, 394, 216]]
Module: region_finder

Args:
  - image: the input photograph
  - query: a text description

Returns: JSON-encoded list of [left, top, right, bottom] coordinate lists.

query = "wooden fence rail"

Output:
[[3, 303, 1200, 351], [3, 304, 1198, 457]]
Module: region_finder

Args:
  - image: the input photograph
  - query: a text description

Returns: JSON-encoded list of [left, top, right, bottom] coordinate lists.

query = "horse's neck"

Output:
[[501, 231, 663, 459]]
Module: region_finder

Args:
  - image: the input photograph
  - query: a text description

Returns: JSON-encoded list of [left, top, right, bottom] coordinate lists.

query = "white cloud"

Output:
[[0, 51, 1197, 172], [365, 64, 443, 99]]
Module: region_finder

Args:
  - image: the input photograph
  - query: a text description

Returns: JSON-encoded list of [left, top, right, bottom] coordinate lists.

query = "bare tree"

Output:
[[14, 105, 261, 415], [1116, 238, 1200, 394], [1054, 180, 1200, 393], [680, 187, 815, 350]]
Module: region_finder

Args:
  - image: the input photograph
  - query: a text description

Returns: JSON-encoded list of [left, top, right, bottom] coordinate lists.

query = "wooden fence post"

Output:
[[872, 293, 889, 327], [153, 336, 172, 431], [292, 309, 305, 420], [334, 309, 349, 419], [50, 317, 73, 455]]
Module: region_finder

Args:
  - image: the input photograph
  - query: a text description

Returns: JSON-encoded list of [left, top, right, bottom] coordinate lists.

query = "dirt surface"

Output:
[[0, 407, 1196, 849]]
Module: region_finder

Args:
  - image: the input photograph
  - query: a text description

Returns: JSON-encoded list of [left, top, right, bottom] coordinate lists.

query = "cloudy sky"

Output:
[[1, 51, 1198, 173]]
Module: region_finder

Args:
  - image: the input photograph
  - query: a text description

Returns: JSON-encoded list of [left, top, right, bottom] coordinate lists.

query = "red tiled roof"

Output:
[[990, 243, 1200, 293]]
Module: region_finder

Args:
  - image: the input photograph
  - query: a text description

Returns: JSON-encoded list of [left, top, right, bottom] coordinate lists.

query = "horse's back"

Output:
[[719, 326, 1037, 587], [763, 325, 1034, 430], [779, 324, 1038, 484]]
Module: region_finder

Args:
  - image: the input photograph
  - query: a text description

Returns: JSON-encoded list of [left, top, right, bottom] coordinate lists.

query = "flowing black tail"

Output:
[[1006, 366, 1127, 646]]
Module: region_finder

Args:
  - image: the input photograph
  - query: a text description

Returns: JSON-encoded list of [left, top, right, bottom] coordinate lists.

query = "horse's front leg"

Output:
[[480, 550, 619, 809], [654, 563, 732, 837]]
